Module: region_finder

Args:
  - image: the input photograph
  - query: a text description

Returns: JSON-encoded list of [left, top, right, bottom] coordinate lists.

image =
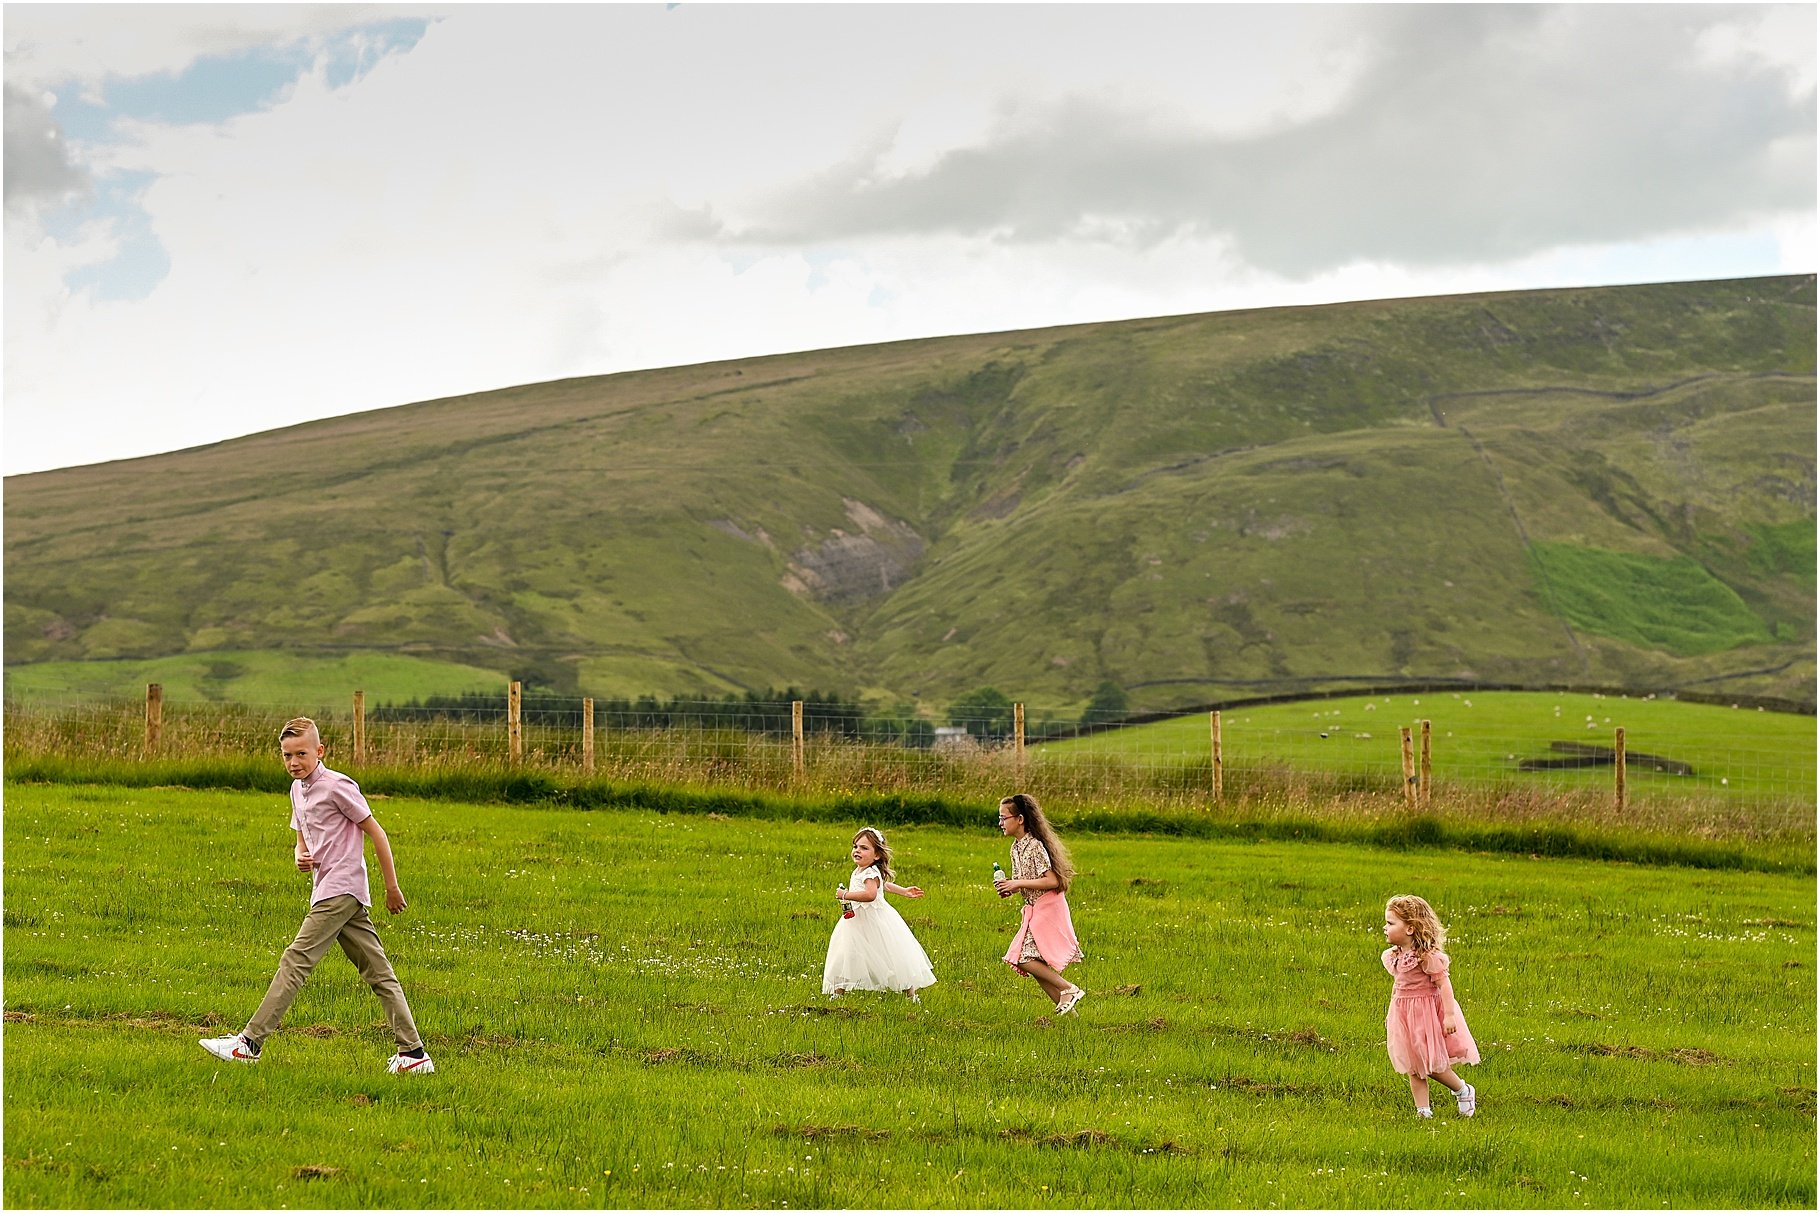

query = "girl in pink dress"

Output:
[[993, 794, 1085, 1014], [1382, 894, 1480, 1118]]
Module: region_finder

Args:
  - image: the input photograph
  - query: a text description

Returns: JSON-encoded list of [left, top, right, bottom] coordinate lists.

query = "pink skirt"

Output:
[[1003, 892, 1082, 972], [1386, 993, 1479, 1076]]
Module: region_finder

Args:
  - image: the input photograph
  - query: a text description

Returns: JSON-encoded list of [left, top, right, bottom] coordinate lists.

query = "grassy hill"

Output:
[[5, 275, 1814, 713]]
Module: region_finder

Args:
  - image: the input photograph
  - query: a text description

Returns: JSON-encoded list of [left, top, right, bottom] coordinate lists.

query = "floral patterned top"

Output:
[[1010, 834, 1054, 907]]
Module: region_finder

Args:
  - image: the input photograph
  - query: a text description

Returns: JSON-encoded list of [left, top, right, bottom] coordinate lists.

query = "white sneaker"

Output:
[[1056, 986, 1086, 1015], [1416, 1106, 1434, 1118], [1456, 1083, 1477, 1117], [199, 1034, 259, 1063], [386, 1052, 435, 1075]]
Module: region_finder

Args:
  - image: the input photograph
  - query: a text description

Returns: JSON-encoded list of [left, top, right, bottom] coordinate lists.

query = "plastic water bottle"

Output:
[[992, 862, 1007, 897], [838, 882, 855, 919]]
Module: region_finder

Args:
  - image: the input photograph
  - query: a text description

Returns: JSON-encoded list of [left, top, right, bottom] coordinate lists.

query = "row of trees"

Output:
[[947, 681, 1131, 740], [373, 681, 1133, 746], [374, 687, 864, 734]]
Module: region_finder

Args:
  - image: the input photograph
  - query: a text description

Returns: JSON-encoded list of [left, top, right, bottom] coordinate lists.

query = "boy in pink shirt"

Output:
[[200, 717, 433, 1074]]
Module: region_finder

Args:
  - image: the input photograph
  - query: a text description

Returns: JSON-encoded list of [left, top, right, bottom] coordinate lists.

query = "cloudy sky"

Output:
[[5, 3, 1813, 475]]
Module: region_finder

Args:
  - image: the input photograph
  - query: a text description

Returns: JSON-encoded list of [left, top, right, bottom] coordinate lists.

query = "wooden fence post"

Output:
[[508, 680, 523, 765], [1014, 702, 1025, 779], [1399, 726, 1417, 808], [1614, 725, 1626, 813], [145, 683, 163, 753], [1209, 710, 1223, 803], [1419, 718, 1432, 810], [792, 700, 805, 780], [352, 690, 367, 765], [582, 697, 595, 775]]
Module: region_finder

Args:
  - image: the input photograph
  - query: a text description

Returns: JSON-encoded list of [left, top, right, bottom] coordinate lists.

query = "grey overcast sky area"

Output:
[[4, 3, 1814, 476]]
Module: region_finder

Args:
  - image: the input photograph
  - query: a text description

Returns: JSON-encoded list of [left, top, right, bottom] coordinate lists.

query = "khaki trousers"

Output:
[[244, 894, 422, 1051]]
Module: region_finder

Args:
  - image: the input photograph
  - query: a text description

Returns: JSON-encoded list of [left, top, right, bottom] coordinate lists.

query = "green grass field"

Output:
[[1041, 690, 1817, 805], [1, 650, 506, 706], [4, 784, 1812, 1208]]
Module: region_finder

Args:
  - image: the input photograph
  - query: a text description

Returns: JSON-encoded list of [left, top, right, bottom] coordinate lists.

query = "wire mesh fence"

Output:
[[5, 684, 1813, 842]]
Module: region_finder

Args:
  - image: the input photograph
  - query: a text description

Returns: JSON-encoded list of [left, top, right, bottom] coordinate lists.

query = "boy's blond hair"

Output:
[[280, 717, 320, 744]]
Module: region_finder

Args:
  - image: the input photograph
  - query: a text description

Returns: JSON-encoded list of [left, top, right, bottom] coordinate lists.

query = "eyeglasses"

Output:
[[996, 814, 1016, 823]]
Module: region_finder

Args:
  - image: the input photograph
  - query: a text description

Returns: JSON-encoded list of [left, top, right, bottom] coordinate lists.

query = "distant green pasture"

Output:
[[1, 651, 506, 708], [2, 785, 1812, 1208], [1527, 543, 1774, 655], [1038, 691, 1816, 804]]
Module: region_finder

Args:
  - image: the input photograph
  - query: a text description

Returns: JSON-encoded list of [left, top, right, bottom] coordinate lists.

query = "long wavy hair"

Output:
[[852, 827, 893, 884], [1385, 894, 1448, 954], [999, 793, 1073, 893]]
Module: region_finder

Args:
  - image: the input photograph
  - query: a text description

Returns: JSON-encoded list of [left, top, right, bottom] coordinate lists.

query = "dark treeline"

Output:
[[373, 681, 1136, 747], [373, 687, 892, 740]]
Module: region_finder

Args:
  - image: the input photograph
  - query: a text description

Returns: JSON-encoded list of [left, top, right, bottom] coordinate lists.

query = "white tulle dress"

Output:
[[821, 864, 937, 995]]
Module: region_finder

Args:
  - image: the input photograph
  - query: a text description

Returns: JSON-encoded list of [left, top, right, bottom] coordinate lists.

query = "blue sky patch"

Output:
[[42, 170, 156, 243], [40, 19, 432, 303], [803, 247, 853, 292], [49, 18, 431, 140], [63, 221, 172, 303], [99, 45, 313, 127], [1531, 228, 1785, 289], [323, 18, 432, 91], [42, 90, 116, 145], [46, 170, 170, 302]]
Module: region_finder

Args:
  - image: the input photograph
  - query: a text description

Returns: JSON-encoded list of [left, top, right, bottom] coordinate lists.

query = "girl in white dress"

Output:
[[823, 827, 938, 1002]]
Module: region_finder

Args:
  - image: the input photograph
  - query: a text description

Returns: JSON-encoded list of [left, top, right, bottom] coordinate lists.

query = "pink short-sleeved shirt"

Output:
[[290, 765, 373, 906]]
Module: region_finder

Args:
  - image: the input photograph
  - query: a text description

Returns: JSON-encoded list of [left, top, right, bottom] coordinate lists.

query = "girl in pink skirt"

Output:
[[993, 794, 1085, 1014], [1382, 894, 1480, 1118]]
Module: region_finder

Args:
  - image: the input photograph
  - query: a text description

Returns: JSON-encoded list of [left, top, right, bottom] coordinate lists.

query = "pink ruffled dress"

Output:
[[1002, 835, 1083, 972], [1383, 947, 1479, 1077]]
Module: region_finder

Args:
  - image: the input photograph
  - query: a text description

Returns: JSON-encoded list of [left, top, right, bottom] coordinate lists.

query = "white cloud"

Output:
[[716, 6, 1814, 276], [3, 4, 1813, 475], [3, 83, 87, 212], [1694, 4, 1817, 98]]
